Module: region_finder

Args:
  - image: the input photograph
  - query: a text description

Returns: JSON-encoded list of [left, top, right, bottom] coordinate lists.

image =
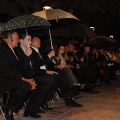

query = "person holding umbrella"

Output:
[[14, 32, 60, 117], [30, 35, 83, 107]]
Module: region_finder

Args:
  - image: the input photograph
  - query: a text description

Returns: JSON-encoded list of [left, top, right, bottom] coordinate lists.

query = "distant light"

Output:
[[110, 35, 113, 38], [90, 27, 95, 31], [43, 6, 52, 10]]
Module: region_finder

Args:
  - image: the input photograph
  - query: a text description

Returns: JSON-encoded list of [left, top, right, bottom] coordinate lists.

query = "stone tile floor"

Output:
[[1, 75, 120, 120]]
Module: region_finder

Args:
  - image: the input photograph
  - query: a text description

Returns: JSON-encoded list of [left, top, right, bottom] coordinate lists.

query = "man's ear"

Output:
[[19, 39, 23, 43], [9, 33, 13, 41]]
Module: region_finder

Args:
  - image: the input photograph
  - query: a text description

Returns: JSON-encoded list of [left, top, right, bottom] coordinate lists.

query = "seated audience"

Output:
[[0, 31, 33, 120]]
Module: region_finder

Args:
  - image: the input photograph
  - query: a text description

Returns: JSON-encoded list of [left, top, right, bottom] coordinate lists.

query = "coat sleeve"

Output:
[[31, 50, 51, 67], [0, 47, 22, 80]]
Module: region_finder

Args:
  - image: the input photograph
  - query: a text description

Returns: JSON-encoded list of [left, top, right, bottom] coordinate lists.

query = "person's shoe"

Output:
[[72, 86, 81, 94], [1, 105, 6, 113], [111, 76, 117, 81], [4, 107, 14, 120], [42, 102, 53, 110], [38, 107, 46, 113], [87, 90, 100, 94], [42, 106, 53, 110], [92, 79, 102, 86], [24, 110, 41, 118], [105, 81, 111, 85], [64, 97, 82, 107], [80, 84, 86, 89], [73, 83, 81, 87]]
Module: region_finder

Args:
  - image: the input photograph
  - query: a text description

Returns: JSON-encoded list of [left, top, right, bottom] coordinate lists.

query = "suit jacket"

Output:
[[14, 46, 35, 78], [0, 41, 22, 95], [31, 48, 51, 67], [99, 54, 111, 65], [15, 47, 48, 76], [31, 48, 52, 74]]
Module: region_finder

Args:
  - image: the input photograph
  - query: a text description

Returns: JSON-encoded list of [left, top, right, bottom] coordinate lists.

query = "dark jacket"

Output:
[[0, 41, 22, 95], [14, 46, 34, 78], [31, 48, 51, 74]]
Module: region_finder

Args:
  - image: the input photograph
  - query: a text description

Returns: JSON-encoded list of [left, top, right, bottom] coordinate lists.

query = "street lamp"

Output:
[[90, 26, 95, 31], [43, 6, 52, 10], [110, 35, 113, 38]]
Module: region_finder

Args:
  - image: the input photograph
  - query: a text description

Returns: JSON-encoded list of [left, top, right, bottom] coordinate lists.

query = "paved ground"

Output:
[[1, 74, 120, 120]]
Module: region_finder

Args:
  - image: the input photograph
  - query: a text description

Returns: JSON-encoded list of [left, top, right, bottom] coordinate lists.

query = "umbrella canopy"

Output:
[[87, 36, 117, 49], [33, 9, 80, 27], [33, 9, 79, 20], [1, 15, 51, 32], [51, 23, 97, 37]]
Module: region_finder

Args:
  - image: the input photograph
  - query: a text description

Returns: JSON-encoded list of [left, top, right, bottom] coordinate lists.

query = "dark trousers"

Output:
[[25, 74, 57, 113], [7, 81, 31, 112], [59, 67, 78, 87], [45, 74, 60, 100], [101, 65, 111, 83], [75, 63, 96, 91]]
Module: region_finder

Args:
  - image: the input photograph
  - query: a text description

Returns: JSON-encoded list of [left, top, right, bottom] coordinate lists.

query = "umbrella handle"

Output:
[[49, 29, 54, 50], [56, 16, 58, 22]]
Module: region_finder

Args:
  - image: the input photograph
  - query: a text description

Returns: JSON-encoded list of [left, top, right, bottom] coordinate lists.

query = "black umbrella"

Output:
[[1, 15, 51, 32], [51, 23, 97, 37], [87, 36, 117, 49], [1, 15, 55, 49]]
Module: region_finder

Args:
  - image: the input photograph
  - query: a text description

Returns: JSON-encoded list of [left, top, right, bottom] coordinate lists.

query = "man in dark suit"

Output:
[[0, 31, 35, 120], [75, 44, 100, 93], [15, 33, 62, 117], [98, 49, 116, 84], [30, 35, 82, 107]]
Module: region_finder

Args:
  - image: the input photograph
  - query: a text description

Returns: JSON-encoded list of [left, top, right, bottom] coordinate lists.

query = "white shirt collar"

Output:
[[7, 43, 13, 51], [7, 43, 18, 60], [31, 47, 39, 53]]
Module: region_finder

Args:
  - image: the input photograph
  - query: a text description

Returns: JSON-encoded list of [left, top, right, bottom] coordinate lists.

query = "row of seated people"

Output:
[[0, 31, 83, 120], [57, 43, 117, 86], [1, 31, 116, 120], [47, 44, 100, 93]]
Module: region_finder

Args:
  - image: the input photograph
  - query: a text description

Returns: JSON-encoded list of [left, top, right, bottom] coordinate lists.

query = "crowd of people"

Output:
[[0, 30, 119, 120]]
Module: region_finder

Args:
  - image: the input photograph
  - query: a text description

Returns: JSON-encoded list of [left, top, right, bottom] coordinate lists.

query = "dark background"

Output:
[[0, 0, 120, 45]]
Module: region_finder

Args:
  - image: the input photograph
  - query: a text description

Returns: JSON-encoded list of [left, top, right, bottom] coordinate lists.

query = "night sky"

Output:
[[0, 0, 120, 45]]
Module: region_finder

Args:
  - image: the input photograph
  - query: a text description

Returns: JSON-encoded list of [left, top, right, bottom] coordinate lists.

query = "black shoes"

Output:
[[24, 110, 41, 118], [41, 105, 53, 110], [87, 90, 100, 94], [38, 105, 53, 114], [72, 86, 81, 95], [64, 97, 82, 107], [41, 101, 53, 110], [4, 107, 14, 120], [39, 107, 46, 113], [105, 81, 111, 85]]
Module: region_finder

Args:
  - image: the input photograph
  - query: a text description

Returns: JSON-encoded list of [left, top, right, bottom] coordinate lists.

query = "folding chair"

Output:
[[0, 93, 10, 120]]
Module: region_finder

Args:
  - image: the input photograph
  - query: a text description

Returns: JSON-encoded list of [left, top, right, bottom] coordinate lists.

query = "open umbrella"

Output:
[[33, 9, 80, 27], [1, 14, 55, 49], [51, 23, 97, 37], [87, 36, 117, 49], [1, 15, 51, 32]]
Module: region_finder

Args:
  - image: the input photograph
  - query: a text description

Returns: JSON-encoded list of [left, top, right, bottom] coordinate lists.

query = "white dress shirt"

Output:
[[7, 44, 18, 60], [32, 47, 46, 70]]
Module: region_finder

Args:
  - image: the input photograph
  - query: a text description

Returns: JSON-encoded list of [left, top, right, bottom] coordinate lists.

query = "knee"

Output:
[[22, 81, 31, 91]]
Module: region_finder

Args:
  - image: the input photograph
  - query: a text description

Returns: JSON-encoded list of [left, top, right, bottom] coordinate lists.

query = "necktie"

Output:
[[38, 51, 43, 59], [38, 51, 47, 70]]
